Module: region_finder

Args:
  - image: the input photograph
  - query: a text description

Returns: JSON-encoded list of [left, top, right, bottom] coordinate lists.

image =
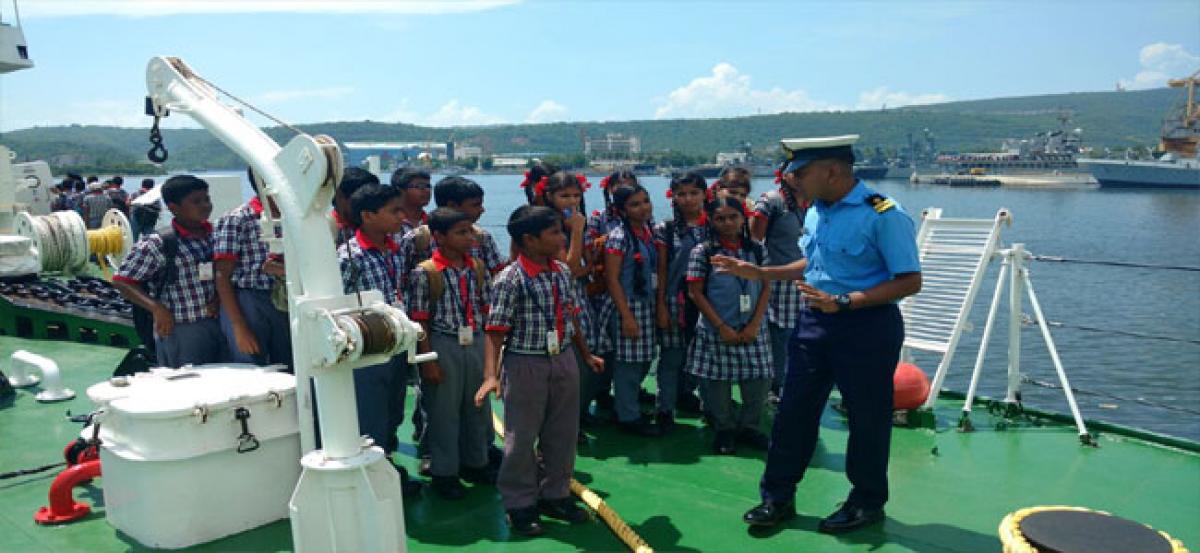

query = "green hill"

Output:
[[0, 87, 1181, 173]]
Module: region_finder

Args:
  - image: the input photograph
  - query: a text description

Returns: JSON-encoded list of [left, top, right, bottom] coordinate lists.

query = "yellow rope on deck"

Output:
[[999, 505, 1188, 553], [87, 225, 125, 277], [491, 412, 654, 553]]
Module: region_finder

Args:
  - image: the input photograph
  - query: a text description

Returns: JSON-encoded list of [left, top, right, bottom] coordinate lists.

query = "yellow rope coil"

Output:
[[491, 412, 655, 553], [999, 505, 1188, 553], [87, 225, 126, 273]]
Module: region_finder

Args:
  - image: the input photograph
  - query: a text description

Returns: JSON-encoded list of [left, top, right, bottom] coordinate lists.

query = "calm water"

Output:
[[147, 171, 1200, 440]]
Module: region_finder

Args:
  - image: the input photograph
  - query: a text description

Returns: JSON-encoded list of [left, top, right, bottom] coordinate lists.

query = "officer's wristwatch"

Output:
[[833, 293, 853, 310]]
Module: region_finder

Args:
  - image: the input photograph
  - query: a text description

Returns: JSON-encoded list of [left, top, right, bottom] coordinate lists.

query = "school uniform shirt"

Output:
[[485, 254, 584, 355], [755, 189, 807, 329], [213, 198, 274, 291], [395, 225, 507, 285], [683, 240, 773, 381], [655, 217, 709, 349], [115, 221, 217, 324], [408, 249, 491, 336], [336, 229, 406, 309], [392, 212, 429, 245], [81, 191, 113, 227], [600, 223, 662, 363]]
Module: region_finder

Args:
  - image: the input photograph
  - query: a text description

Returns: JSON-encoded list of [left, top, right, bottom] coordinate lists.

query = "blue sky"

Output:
[[1, 0, 1197, 132]]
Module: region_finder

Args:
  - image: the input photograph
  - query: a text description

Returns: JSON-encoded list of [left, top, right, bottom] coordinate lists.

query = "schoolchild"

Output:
[[330, 167, 379, 242], [336, 183, 422, 497], [474, 205, 604, 536], [603, 184, 666, 436], [114, 175, 227, 368], [685, 194, 773, 454], [390, 167, 432, 239], [408, 207, 497, 500], [654, 172, 710, 424]]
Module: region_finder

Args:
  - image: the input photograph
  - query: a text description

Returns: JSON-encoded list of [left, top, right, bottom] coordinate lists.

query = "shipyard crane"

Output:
[[1166, 69, 1200, 127]]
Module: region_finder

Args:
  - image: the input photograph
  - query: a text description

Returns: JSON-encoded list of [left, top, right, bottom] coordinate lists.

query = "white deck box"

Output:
[[86, 366, 300, 549]]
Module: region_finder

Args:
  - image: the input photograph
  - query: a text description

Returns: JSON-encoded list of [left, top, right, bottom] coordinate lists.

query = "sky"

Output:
[[0, 0, 1198, 132]]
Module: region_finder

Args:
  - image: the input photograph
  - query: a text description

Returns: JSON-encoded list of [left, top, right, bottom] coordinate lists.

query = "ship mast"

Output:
[[1160, 69, 1200, 157]]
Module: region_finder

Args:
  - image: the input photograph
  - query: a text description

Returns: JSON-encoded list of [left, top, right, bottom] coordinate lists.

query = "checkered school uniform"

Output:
[[392, 212, 429, 245], [485, 255, 584, 355], [408, 250, 491, 336], [683, 241, 773, 381], [213, 198, 273, 291], [584, 209, 624, 355], [396, 225, 507, 284], [755, 189, 807, 329], [598, 223, 661, 363], [115, 221, 216, 324], [337, 230, 405, 308], [655, 219, 709, 349]]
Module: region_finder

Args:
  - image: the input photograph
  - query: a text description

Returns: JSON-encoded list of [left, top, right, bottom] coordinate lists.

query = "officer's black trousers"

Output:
[[759, 304, 904, 510]]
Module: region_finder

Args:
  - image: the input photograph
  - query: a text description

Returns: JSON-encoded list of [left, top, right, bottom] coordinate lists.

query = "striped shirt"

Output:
[[213, 198, 274, 291], [486, 254, 584, 355], [408, 249, 491, 336], [337, 229, 405, 309], [115, 221, 216, 324]]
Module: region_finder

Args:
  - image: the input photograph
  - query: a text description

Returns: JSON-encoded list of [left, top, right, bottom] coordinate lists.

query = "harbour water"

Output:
[[165, 171, 1200, 441]]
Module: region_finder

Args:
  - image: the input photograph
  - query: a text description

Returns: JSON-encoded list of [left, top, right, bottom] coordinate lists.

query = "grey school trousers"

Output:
[[154, 317, 227, 368], [218, 288, 293, 371], [701, 377, 771, 432], [421, 332, 490, 477], [497, 350, 580, 510]]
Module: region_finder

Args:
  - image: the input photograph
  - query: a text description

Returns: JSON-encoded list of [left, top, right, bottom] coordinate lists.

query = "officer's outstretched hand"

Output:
[[711, 255, 762, 280], [797, 282, 839, 313]]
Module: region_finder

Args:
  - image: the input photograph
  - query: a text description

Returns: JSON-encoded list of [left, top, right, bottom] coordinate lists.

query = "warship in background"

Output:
[[1078, 70, 1200, 190]]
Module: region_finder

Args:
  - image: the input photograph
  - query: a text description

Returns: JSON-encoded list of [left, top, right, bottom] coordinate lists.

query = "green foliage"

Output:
[[2, 88, 1180, 172]]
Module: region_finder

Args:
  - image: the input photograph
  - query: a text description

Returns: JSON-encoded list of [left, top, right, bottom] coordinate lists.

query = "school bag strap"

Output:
[[418, 257, 487, 301]]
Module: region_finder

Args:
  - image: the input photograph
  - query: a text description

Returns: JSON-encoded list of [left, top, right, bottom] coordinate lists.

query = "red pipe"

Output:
[[34, 459, 101, 525]]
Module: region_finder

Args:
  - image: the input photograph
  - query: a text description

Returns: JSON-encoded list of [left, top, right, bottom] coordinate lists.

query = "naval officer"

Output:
[[712, 135, 921, 534]]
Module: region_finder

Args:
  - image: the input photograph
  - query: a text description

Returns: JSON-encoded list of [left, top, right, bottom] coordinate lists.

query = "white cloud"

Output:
[[1120, 43, 1200, 90], [654, 62, 839, 119], [256, 86, 355, 104], [855, 86, 950, 110], [525, 100, 568, 123], [20, 0, 519, 18], [382, 99, 503, 127]]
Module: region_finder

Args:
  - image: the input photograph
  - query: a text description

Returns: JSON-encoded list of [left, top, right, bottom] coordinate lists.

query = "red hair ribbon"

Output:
[[599, 175, 612, 190], [633, 252, 644, 263], [743, 200, 756, 219], [519, 170, 532, 189], [696, 212, 708, 226], [665, 188, 673, 199], [774, 169, 783, 185], [533, 176, 549, 198], [576, 174, 592, 191]]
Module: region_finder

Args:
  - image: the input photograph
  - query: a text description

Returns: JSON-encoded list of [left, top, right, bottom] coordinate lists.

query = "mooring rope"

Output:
[[490, 412, 654, 553], [1032, 254, 1200, 273], [1021, 376, 1200, 416]]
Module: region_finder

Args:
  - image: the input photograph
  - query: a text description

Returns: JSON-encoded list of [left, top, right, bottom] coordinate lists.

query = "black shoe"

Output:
[[507, 507, 545, 536], [431, 475, 467, 500], [538, 497, 591, 523], [713, 430, 737, 455], [638, 389, 657, 405], [577, 430, 589, 445], [677, 393, 702, 414], [595, 392, 615, 411], [580, 412, 599, 428], [742, 499, 796, 527], [736, 428, 770, 450], [417, 455, 432, 477], [818, 504, 885, 534], [767, 390, 782, 405], [394, 465, 423, 498], [460, 463, 497, 485], [618, 416, 663, 437], [654, 411, 676, 432]]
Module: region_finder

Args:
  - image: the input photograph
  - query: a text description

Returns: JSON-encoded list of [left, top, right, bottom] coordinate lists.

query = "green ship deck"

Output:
[[2, 335, 1197, 552]]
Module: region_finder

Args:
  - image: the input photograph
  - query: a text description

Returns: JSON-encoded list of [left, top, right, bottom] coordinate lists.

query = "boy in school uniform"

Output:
[[213, 168, 292, 370], [337, 183, 422, 497], [475, 206, 605, 536], [390, 167, 432, 239], [408, 208, 496, 500], [114, 175, 227, 368], [330, 167, 379, 243]]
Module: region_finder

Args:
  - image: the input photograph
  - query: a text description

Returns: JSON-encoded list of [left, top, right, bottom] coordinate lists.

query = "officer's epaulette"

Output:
[[866, 193, 895, 214]]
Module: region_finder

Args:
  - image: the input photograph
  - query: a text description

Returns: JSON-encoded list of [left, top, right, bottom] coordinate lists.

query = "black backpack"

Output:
[[130, 229, 179, 355]]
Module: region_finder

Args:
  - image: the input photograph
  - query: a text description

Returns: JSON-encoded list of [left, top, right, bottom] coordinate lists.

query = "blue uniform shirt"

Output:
[[800, 180, 920, 296]]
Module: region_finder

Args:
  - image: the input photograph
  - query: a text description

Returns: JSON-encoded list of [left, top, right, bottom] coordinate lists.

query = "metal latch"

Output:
[[234, 407, 260, 454]]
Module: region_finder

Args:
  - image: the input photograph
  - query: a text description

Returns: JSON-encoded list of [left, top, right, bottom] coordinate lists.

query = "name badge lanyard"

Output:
[[453, 268, 475, 331], [521, 270, 566, 345]]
